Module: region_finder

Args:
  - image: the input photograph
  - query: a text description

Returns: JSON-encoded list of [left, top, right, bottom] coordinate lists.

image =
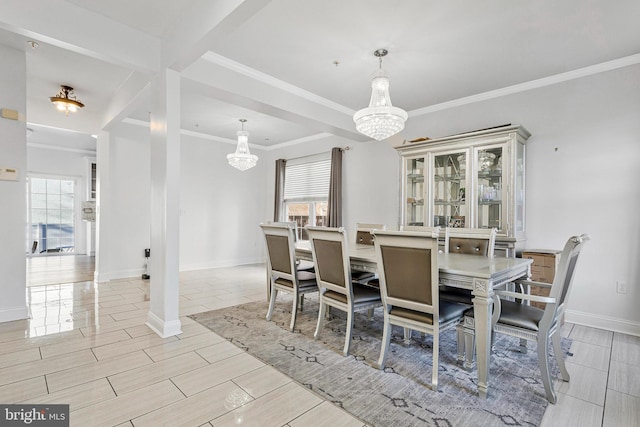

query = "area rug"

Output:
[[190, 295, 570, 427]]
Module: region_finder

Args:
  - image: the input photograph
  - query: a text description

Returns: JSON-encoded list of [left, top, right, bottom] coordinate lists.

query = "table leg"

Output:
[[472, 278, 493, 399]]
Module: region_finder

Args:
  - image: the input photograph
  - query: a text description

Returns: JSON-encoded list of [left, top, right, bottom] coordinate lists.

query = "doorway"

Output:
[[25, 175, 95, 286]]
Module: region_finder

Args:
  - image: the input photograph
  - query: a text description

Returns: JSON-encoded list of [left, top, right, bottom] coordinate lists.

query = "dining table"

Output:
[[295, 240, 533, 399]]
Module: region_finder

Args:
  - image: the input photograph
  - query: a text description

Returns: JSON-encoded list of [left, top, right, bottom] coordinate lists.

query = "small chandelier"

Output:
[[227, 119, 258, 171], [49, 85, 84, 116], [353, 49, 407, 141]]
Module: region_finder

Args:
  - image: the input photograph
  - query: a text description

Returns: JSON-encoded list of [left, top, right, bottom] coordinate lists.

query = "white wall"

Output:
[[100, 126, 152, 279], [179, 133, 267, 270], [0, 45, 28, 322]]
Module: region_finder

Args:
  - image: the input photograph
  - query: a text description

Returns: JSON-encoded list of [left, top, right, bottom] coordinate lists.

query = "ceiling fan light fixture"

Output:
[[49, 85, 84, 116], [227, 119, 258, 171], [353, 49, 407, 141]]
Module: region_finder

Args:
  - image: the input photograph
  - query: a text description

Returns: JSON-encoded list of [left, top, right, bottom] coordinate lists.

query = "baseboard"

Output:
[[565, 309, 640, 337], [95, 268, 145, 283], [146, 311, 182, 338], [0, 305, 29, 323], [179, 257, 263, 272]]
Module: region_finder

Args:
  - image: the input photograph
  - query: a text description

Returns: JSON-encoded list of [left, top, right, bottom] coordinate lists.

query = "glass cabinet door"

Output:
[[405, 156, 425, 226], [432, 151, 467, 228], [475, 145, 505, 232]]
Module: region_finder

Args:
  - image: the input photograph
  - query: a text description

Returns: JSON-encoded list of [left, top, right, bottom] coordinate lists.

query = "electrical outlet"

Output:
[[617, 281, 627, 294]]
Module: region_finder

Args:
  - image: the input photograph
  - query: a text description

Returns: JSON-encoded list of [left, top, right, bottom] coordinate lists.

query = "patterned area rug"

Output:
[[190, 295, 569, 427]]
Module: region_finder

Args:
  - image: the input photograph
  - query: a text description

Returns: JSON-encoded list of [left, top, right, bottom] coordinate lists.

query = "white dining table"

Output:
[[295, 240, 532, 399]]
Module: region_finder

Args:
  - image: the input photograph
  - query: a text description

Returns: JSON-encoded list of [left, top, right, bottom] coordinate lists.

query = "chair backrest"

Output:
[[355, 223, 386, 245], [260, 223, 297, 283], [372, 229, 440, 318], [447, 227, 496, 257], [400, 225, 448, 253], [546, 233, 590, 323], [267, 221, 300, 241], [306, 226, 353, 298]]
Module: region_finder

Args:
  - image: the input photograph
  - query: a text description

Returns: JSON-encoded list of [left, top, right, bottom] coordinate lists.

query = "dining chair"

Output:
[[440, 227, 497, 306], [260, 223, 318, 332], [433, 227, 497, 365], [267, 221, 313, 271], [355, 223, 386, 245], [448, 227, 496, 257], [459, 234, 590, 403], [350, 223, 385, 285], [372, 229, 469, 391], [306, 226, 382, 356], [400, 225, 449, 253]]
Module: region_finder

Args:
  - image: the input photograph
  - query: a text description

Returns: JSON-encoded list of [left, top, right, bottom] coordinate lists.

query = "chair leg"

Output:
[[314, 298, 326, 340], [537, 334, 557, 404], [403, 327, 411, 345], [519, 338, 528, 353], [463, 326, 475, 370], [432, 329, 439, 391], [456, 324, 465, 363], [299, 294, 305, 311], [551, 330, 570, 382], [266, 287, 278, 321], [378, 310, 392, 369], [367, 307, 374, 320], [290, 290, 299, 332], [343, 309, 354, 356]]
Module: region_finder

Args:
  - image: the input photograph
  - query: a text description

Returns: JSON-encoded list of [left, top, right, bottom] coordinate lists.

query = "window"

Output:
[[283, 153, 331, 240], [27, 177, 76, 254]]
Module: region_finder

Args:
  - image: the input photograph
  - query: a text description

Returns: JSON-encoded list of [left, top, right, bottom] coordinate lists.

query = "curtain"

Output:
[[273, 159, 286, 221], [326, 147, 342, 227]]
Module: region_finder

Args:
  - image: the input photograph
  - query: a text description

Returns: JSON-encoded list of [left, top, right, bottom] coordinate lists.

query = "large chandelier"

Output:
[[227, 119, 258, 171], [353, 49, 407, 141], [49, 85, 84, 116]]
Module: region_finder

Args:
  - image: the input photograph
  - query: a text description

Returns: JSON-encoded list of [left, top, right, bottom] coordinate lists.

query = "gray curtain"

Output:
[[273, 159, 286, 221], [326, 147, 342, 227]]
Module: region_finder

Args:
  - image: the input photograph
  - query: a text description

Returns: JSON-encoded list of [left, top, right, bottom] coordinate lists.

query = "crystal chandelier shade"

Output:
[[353, 49, 407, 141], [227, 119, 258, 171]]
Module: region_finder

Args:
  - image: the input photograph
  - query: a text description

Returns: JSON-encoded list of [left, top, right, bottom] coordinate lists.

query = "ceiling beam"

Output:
[[182, 55, 368, 142], [163, 0, 273, 72], [0, 0, 160, 73]]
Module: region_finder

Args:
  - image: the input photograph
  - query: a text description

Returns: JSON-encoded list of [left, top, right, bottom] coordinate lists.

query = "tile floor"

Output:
[[1, 263, 638, 426]]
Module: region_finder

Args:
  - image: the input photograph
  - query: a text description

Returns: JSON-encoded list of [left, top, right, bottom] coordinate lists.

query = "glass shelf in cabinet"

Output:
[[435, 174, 464, 182], [434, 200, 465, 206], [477, 171, 502, 179], [407, 198, 424, 205]]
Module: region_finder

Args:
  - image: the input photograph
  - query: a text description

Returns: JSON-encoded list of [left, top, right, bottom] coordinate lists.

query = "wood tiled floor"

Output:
[[0, 263, 636, 426]]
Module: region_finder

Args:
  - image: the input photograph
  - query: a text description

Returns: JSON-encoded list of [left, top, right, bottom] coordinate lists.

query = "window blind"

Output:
[[284, 156, 331, 202]]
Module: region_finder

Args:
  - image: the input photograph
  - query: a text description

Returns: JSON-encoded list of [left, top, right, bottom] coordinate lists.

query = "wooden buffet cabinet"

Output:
[[394, 125, 531, 257]]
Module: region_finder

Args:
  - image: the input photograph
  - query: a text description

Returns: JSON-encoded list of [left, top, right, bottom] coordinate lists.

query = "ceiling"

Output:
[[2, 0, 639, 150]]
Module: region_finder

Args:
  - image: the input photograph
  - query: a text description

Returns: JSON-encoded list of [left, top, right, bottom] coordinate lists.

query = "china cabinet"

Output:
[[395, 125, 530, 257]]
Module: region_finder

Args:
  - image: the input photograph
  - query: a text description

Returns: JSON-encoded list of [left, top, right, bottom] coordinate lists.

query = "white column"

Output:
[[94, 131, 112, 282], [0, 45, 27, 322], [146, 68, 182, 337]]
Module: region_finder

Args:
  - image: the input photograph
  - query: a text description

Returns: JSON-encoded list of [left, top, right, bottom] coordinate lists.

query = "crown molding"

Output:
[[410, 53, 640, 117]]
